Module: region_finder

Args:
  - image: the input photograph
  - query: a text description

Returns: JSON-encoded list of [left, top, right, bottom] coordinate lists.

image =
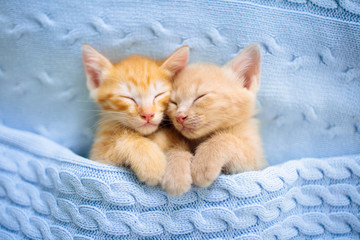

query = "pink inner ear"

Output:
[[227, 44, 261, 91], [244, 75, 258, 91], [161, 46, 189, 76], [92, 73, 100, 88], [82, 44, 112, 90], [84, 62, 101, 88]]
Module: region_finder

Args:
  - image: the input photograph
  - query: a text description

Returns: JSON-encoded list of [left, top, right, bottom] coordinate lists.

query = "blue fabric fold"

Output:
[[0, 124, 359, 239]]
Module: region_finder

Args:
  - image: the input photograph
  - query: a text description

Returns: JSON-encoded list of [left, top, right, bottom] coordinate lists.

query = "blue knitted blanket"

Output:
[[0, 0, 360, 239], [0, 124, 359, 239]]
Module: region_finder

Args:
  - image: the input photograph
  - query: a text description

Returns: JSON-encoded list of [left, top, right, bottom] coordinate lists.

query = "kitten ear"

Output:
[[225, 44, 261, 93], [82, 44, 113, 94], [160, 46, 189, 76]]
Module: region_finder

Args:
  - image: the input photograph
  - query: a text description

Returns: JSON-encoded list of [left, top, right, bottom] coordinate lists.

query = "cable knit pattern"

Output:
[[0, 0, 360, 239], [0, 125, 359, 239]]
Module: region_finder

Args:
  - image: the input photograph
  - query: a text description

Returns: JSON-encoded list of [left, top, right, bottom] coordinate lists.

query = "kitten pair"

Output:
[[82, 44, 266, 195]]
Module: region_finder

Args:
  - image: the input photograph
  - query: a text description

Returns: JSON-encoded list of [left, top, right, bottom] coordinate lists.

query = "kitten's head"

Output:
[[168, 44, 261, 139], [82, 45, 189, 135]]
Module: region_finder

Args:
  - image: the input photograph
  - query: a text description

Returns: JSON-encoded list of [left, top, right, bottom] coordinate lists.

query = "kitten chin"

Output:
[[136, 123, 159, 135], [175, 123, 211, 140]]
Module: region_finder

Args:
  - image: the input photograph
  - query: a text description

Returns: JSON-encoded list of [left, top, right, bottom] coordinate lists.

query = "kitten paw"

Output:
[[135, 150, 166, 186], [161, 151, 192, 195], [191, 157, 222, 188], [162, 170, 191, 195]]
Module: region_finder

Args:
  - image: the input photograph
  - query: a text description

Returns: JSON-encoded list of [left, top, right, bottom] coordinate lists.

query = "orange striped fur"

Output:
[[82, 45, 189, 185]]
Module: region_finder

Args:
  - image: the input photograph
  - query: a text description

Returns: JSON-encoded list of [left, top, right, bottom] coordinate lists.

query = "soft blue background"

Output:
[[0, 0, 359, 164]]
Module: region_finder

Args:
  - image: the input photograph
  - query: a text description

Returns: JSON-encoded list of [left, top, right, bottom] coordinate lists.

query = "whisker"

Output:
[[76, 100, 95, 103], [83, 115, 100, 124], [80, 109, 102, 112]]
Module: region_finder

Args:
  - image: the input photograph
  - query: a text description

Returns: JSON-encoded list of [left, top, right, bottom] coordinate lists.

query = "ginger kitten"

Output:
[[164, 44, 267, 193], [82, 44, 189, 186]]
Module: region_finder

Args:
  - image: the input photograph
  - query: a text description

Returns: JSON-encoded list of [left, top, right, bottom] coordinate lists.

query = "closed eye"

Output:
[[170, 100, 177, 106], [154, 91, 168, 100], [194, 93, 207, 103], [119, 95, 137, 104]]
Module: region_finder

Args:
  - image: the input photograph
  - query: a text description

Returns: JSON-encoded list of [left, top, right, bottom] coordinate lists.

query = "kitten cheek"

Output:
[[156, 97, 170, 109], [151, 113, 161, 124], [167, 106, 177, 117]]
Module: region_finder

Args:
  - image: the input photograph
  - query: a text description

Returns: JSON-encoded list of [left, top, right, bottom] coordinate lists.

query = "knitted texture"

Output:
[[0, 124, 359, 239]]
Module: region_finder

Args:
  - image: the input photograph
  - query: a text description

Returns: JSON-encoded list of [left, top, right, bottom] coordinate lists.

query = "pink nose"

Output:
[[140, 113, 154, 123], [176, 115, 187, 124]]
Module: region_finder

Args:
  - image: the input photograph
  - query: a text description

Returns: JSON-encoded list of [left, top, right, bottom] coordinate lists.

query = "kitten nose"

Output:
[[176, 115, 187, 124], [140, 113, 154, 123]]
